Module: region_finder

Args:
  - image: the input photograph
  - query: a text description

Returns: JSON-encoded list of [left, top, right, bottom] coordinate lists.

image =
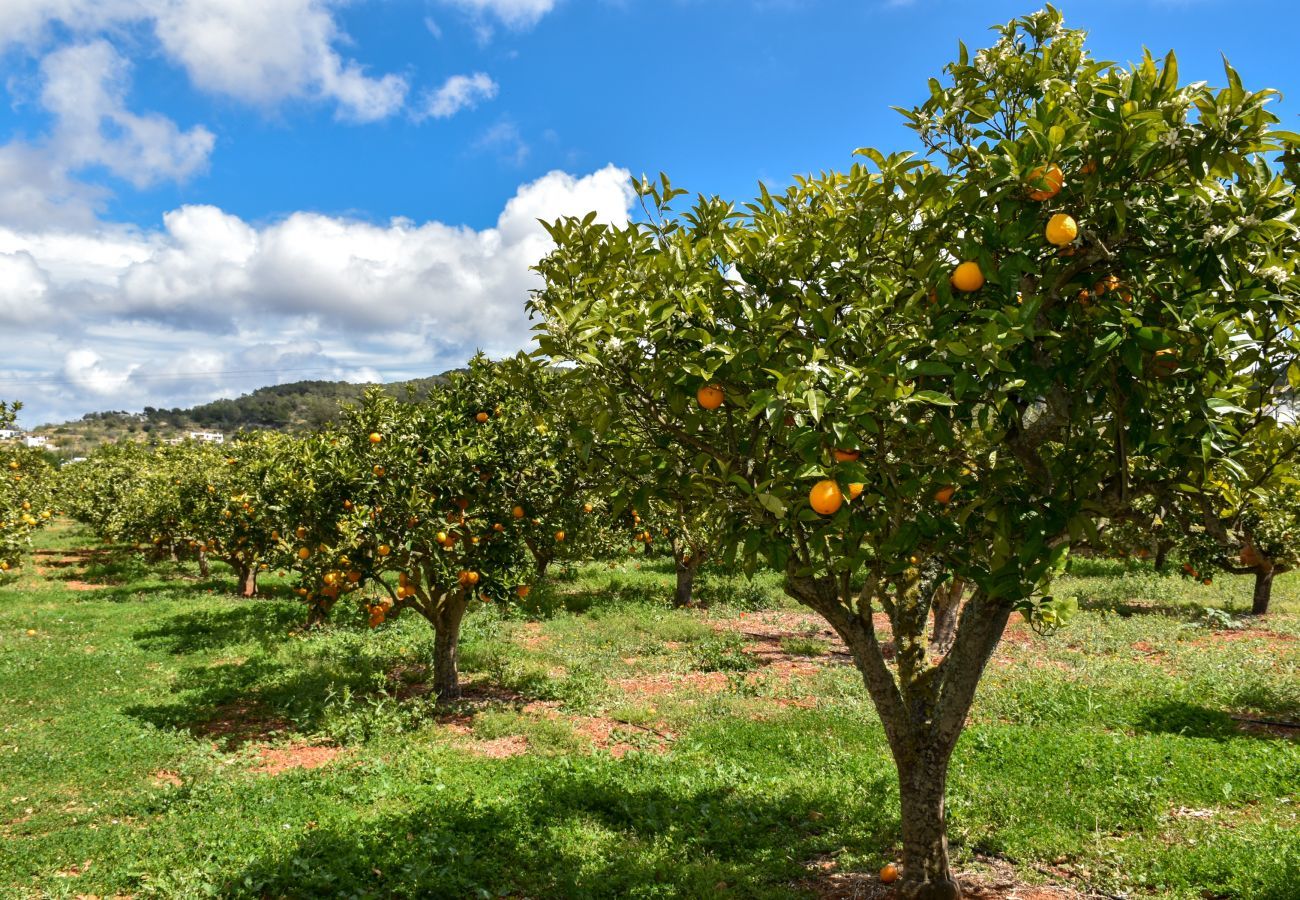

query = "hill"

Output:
[[34, 374, 451, 457]]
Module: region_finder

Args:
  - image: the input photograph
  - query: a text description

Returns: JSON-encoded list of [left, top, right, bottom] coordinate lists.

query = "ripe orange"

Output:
[[297, 547, 311, 560], [512, 505, 525, 519], [848, 482, 865, 500], [1045, 213, 1078, 247], [368, 432, 382, 444], [1093, 274, 1121, 296], [1151, 348, 1179, 377], [1080, 159, 1098, 176], [343, 500, 353, 510], [476, 411, 489, 423], [583, 503, 593, 513], [1202, 577, 1213, 586], [516, 585, 531, 598], [950, 261, 985, 292], [933, 485, 957, 505], [377, 544, 391, 557], [880, 863, 900, 884], [373, 465, 385, 477], [555, 531, 566, 542], [493, 522, 504, 532], [809, 480, 844, 516], [832, 448, 860, 462], [1026, 163, 1064, 201], [697, 384, 724, 410]]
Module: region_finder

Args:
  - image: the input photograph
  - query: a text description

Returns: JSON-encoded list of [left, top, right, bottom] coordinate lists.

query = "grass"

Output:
[[0, 521, 1297, 898]]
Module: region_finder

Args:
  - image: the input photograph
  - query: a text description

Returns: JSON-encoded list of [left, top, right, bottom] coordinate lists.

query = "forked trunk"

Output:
[[1252, 567, 1274, 616], [895, 747, 961, 900], [432, 595, 468, 701], [197, 549, 211, 578], [525, 536, 553, 579]]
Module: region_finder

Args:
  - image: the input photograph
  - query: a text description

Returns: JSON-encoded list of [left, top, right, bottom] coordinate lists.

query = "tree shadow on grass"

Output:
[[224, 762, 898, 898], [1134, 700, 1300, 741], [133, 602, 304, 654]]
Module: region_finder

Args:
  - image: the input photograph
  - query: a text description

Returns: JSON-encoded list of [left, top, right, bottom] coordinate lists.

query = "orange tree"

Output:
[[1162, 424, 1299, 614], [1, 402, 55, 574], [283, 359, 534, 699], [187, 433, 303, 597], [531, 9, 1299, 897]]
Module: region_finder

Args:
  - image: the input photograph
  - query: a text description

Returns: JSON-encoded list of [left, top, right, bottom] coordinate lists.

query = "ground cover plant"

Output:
[[2, 521, 1298, 898]]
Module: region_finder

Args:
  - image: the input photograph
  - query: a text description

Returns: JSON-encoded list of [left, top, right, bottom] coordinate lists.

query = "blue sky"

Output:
[[1, 1, 1297, 427]]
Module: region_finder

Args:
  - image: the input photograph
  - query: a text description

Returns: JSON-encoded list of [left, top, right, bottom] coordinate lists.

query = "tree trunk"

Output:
[[432, 595, 468, 701], [306, 600, 332, 627], [673, 557, 698, 608], [525, 536, 552, 579], [1252, 567, 1274, 616], [1154, 540, 1172, 573], [930, 580, 963, 656], [197, 549, 210, 578], [237, 565, 258, 598], [895, 746, 961, 900]]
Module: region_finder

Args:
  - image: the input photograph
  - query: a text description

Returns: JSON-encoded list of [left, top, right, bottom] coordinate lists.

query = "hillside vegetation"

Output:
[[33, 374, 450, 457]]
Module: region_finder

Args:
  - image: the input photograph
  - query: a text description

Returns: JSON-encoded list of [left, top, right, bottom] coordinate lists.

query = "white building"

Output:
[[23, 435, 47, 448], [0, 429, 19, 440], [187, 431, 225, 444]]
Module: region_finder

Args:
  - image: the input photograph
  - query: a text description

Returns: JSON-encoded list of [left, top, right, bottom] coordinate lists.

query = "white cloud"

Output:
[[40, 41, 215, 186], [0, 250, 52, 325], [0, 0, 408, 121], [473, 120, 530, 165], [440, 0, 557, 30], [421, 72, 498, 120], [0, 166, 635, 425]]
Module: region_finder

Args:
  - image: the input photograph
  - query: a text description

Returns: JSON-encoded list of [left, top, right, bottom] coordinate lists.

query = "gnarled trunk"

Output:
[[432, 594, 468, 701], [895, 746, 960, 900], [1252, 567, 1274, 616], [197, 549, 210, 578]]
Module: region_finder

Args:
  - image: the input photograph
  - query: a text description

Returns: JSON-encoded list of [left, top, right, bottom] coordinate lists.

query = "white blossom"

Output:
[[1160, 129, 1182, 149]]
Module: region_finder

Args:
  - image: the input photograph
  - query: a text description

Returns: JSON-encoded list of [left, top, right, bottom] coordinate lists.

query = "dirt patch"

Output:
[[251, 743, 344, 775], [610, 670, 730, 698], [193, 699, 291, 748], [799, 853, 1098, 899], [466, 735, 529, 758], [64, 580, 111, 592], [1231, 714, 1300, 740], [517, 622, 550, 650], [150, 770, 182, 788]]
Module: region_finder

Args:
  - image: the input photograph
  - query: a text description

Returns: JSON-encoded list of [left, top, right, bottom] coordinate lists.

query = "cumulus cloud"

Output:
[[40, 41, 215, 186], [0, 166, 635, 425], [0, 0, 409, 121], [421, 72, 498, 120]]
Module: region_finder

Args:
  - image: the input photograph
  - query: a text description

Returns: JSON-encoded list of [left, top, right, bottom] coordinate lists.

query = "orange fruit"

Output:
[[933, 485, 957, 505], [555, 531, 566, 543], [697, 384, 724, 410], [1045, 213, 1078, 246], [512, 505, 525, 519], [950, 261, 984, 292], [848, 482, 864, 500], [343, 500, 353, 510], [1080, 159, 1098, 176], [516, 585, 531, 598], [493, 523, 504, 532], [809, 480, 844, 516], [297, 547, 311, 560], [1093, 274, 1121, 296], [373, 465, 385, 477], [377, 544, 391, 557], [880, 863, 900, 884], [476, 411, 489, 423], [368, 432, 382, 444], [1026, 163, 1064, 201], [832, 448, 860, 462], [583, 503, 593, 513]]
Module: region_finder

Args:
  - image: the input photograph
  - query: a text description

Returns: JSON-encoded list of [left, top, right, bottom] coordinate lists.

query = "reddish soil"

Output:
[[194, 699, 290, 748], [150, 770, 183, 788], [800, 854, 1098, 899], [251, 743, 344, 775]]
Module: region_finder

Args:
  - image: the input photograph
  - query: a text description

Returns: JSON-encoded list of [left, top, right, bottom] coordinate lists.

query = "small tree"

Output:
[[286, 358, 536, 700], [532, 9, 1299, 895], [1, 403, 55, 574]]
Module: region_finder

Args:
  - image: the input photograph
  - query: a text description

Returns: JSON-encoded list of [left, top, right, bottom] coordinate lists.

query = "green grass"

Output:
[[1, 523, 1297, 898]]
